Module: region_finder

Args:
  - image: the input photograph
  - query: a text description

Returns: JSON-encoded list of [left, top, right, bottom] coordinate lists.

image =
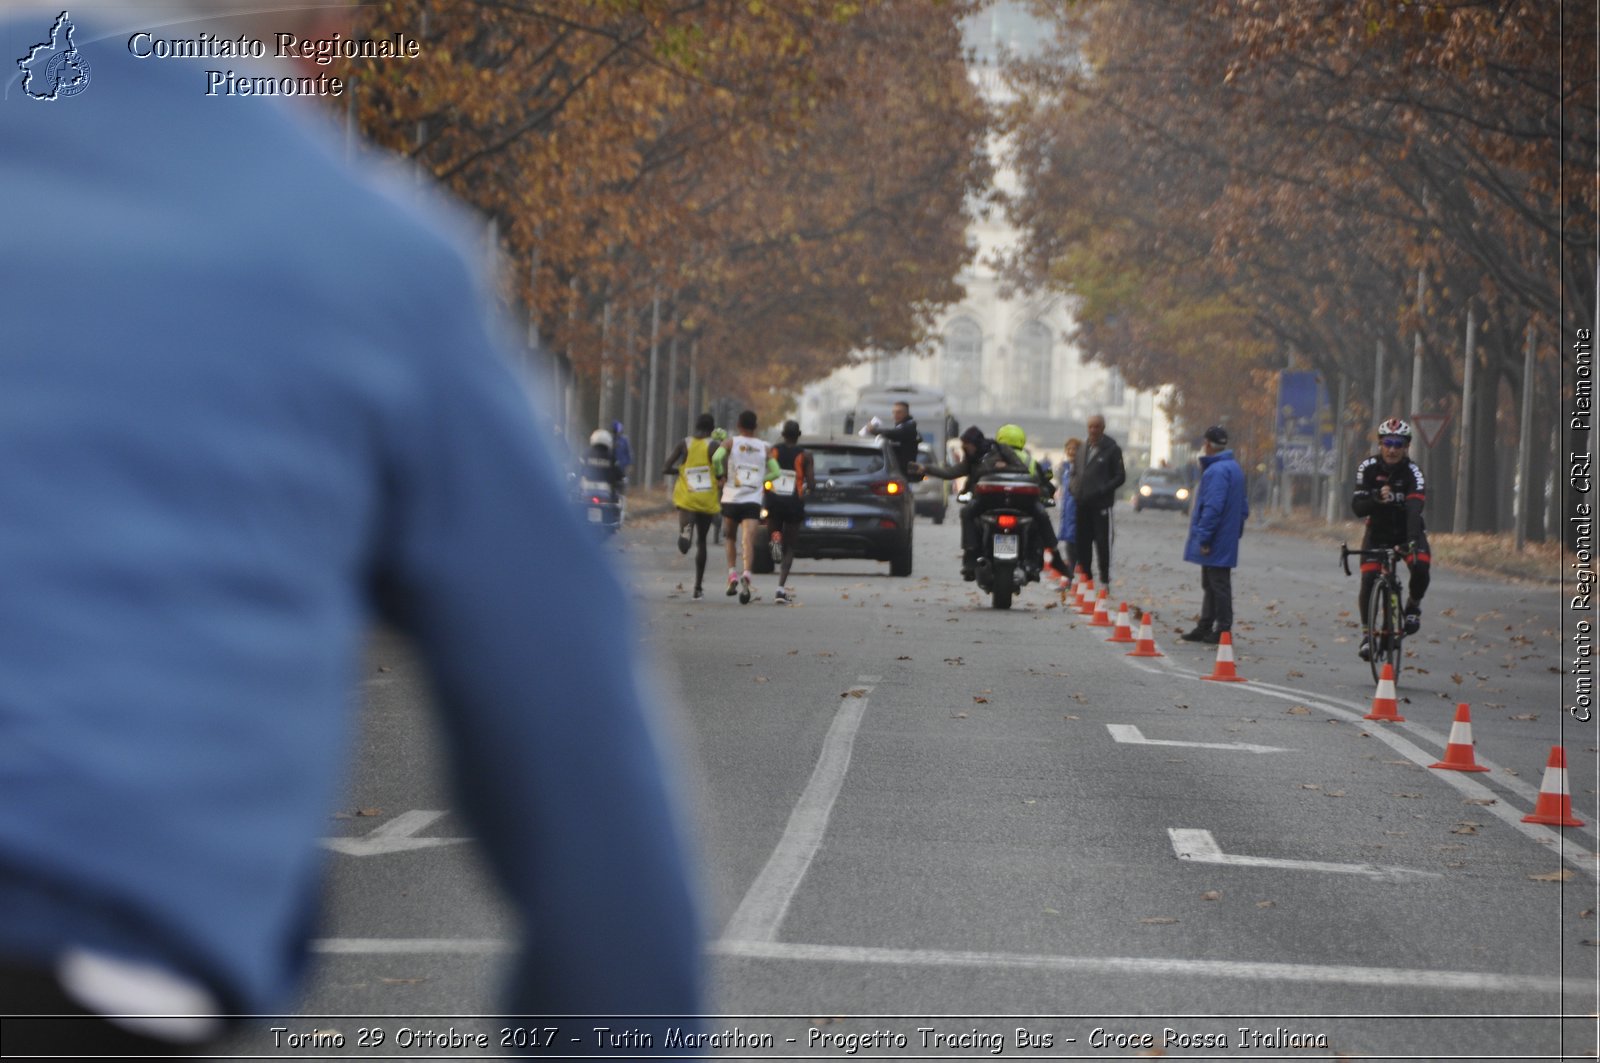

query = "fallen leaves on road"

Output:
[[1528, 870, 1574, 882], [1256, 900, 1276, 909], [1509, 714, 1539, 721], [972, 696, 989, 704], [1298, 783, 1321, 790], [841, 689, 866, 698], [1393, 792, 1423, 799], [1286, 705, 1311, 715], [1200, 890, 1222, 901], [1450, 823, 1481, 834]]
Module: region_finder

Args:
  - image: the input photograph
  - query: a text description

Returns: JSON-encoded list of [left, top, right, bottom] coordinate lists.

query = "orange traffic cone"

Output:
[[1429, 703, 1489, 772], [1523, 746, 1585, 827], [1089, 588, 1113, 626], [1043, 548, 1067, 589], [1363, 663, 1404, 721], [1126, 611, 1164, 658], [1107, 603, 1135, 643], [1200, 631, 1247, 682], [1077, 578, 1098, 616]]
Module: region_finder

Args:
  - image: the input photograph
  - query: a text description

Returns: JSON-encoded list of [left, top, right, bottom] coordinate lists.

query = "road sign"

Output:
[[1410, 412, 1451, 448]]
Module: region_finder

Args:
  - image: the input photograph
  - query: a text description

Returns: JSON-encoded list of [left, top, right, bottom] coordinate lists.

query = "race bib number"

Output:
[[685, 466, 713, 492], [733, 463, 763, 488], [770, 471, 796, 496]]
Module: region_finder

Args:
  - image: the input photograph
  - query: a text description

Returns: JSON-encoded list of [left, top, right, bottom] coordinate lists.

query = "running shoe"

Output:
[[774, 586, 791, 604], [677, 526, 691, 555], [738, 575, 754, 605]]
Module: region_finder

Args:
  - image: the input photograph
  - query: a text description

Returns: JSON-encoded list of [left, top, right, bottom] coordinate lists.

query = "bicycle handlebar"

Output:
[[1340, 542, 1414, 577]]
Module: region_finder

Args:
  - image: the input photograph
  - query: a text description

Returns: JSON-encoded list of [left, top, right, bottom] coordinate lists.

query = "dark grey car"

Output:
[[753, 437, 914, 576]]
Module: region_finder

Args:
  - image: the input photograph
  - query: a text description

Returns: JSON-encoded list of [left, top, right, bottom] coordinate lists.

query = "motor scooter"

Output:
[[962, 472, 1044, 609]]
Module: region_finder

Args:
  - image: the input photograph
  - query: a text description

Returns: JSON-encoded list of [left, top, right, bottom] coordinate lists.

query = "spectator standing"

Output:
[[1068, 414, 1126, 589], [1055, 437, 1082, 576], [1180, 426, 1250, 643], [0, 4, 702, 1056]]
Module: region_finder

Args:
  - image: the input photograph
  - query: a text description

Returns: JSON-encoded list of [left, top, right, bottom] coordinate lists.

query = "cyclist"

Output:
[[1351, 418, 1431, 661]]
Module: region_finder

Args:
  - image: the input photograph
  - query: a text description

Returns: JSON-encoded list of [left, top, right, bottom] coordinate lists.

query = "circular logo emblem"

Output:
[[44, 49, 91, 97]]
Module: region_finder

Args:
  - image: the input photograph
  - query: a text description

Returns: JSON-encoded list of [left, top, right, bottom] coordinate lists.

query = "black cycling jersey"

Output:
[[1352, 456, 1425, 546]]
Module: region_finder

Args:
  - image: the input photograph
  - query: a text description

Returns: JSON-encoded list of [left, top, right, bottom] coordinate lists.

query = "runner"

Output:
[[717, 411, 767, 603], [764, 420, 813, 604], [661, 413, 721, 600]]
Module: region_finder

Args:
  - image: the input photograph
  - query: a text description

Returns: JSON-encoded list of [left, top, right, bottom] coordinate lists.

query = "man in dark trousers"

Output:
[[1068, 413, 1126, 588], [1180, 426, 1249, 644]]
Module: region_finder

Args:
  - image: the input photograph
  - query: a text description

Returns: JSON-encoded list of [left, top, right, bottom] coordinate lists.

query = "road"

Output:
[[239, 506, 1596, 1061]]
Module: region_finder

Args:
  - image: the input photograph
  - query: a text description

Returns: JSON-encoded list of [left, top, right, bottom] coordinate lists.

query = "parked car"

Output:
[[1132, 469, 1191, 514], [912, 441, 948, 524], [752, 437, 914, 577]]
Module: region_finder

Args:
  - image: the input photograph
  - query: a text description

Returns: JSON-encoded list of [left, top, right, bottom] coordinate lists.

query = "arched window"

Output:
[[942, 317, 982, 400], [1012, 320, 1052, 411]]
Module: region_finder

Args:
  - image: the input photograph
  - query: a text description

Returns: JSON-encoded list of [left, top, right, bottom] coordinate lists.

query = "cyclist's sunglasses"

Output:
[[1380, 436, 1410, 448]]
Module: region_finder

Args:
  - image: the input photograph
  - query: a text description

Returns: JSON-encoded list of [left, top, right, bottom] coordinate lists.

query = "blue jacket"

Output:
[[1055, 460, 1078, 542], [1183, 449, 1248, 568], [0, 16, 701, 1020]]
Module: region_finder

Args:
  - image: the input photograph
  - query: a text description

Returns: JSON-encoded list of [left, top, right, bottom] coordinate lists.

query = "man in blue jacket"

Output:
[[1180, 426, 1250, 644], [0, 4, 701, 1056]]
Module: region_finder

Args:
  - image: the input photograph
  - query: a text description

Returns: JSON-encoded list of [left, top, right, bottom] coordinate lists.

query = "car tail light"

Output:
[[997, 514, 1018, 530], [871, 481, 904, 495], [879, 518, 897, 529]]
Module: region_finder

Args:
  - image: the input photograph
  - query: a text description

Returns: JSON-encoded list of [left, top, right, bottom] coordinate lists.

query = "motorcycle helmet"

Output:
[[995, 423, 1026, 448], [590, 428, 613, 450], [1376, 418, 1411, 443]]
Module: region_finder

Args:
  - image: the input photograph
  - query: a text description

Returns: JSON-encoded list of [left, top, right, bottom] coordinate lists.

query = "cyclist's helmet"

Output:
[[995, 423, 1027, 449], [589, 428, 613, 450], [1376, 418, 1412, 443]]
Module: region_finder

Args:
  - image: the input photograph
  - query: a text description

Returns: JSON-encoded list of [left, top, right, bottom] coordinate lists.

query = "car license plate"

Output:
[[587, 508, 603, 522], [806, 517, 851, 530], [993, 533, 1019, 559]]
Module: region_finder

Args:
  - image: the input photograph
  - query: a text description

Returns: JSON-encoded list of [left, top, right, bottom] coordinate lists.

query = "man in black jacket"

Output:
[[1068, 413, 1125, 588], [863, 401, 922, 479]]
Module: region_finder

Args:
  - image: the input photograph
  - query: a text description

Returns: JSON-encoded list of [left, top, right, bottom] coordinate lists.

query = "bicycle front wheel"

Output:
[[1366, 578, 1403, 684]]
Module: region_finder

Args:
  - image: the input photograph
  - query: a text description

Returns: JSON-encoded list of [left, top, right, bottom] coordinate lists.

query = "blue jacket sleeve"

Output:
[[374, 268, 703, 1023]]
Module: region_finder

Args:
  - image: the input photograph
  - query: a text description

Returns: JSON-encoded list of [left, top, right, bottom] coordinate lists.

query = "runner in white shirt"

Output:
[[718, 410, 768, 603]]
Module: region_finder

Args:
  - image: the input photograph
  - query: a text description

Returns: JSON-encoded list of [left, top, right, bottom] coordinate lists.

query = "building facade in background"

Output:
[[799, 2, 1173, 468]]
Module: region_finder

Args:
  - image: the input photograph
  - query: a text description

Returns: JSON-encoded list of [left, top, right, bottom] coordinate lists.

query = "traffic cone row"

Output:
[[1057, 586, 1582, 833], [1199, 631, 1246, 682]]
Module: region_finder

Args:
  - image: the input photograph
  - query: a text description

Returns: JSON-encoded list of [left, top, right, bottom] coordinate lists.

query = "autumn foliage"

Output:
[[332, 0, 991, 405], [1001, 0, 1594, 535]]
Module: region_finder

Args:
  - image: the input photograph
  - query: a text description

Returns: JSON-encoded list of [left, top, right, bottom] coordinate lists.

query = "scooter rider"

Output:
[[910, 425, 990, 581], [984, 424, 1070, 579], [1352, 417, 1431, 660], [581, 428, 624, 495]]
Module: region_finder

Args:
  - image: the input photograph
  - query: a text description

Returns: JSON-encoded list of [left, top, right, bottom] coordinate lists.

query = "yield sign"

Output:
[[1410, 412, 1451, 448]]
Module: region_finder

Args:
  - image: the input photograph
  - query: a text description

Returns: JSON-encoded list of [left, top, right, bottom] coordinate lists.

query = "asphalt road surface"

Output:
[[239, 504, 1596, 1062]]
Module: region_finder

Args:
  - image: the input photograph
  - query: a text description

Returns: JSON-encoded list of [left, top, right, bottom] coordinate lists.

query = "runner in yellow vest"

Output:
[[660, 413, 721, 600]]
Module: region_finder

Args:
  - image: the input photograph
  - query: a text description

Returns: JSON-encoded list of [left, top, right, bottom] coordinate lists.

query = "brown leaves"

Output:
[[1528, 870, 1574, 882]]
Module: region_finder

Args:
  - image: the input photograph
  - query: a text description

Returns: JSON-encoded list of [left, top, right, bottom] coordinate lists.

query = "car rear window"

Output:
[[812, 447, 887, 476], [1143, 472, 1180, 486]]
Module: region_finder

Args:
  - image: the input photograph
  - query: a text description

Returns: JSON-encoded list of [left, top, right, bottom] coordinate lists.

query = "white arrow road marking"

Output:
[[1168, 828, 1439, 882], [1107, 723, 1292, 754], [321, 810, 470, 857]]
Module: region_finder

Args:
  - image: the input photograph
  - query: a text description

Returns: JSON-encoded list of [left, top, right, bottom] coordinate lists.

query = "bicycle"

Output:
[[1340, 541, 1412, 683]]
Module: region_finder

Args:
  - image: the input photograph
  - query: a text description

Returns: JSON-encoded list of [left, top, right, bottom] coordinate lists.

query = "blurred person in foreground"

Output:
[[0, 2, 702, 1056]]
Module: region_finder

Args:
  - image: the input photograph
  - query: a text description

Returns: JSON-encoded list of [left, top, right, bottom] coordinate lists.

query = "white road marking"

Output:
[[309, 937, 1577, 996], [320, 810, 469, 857], [313, 938, 510, 954], [709, 939, 1575, 995], [1107, 723, 1292, 754], [1241, 680, 1600, 873], [1168, 827, 1439, 882], [719, 678, 877, 942]]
